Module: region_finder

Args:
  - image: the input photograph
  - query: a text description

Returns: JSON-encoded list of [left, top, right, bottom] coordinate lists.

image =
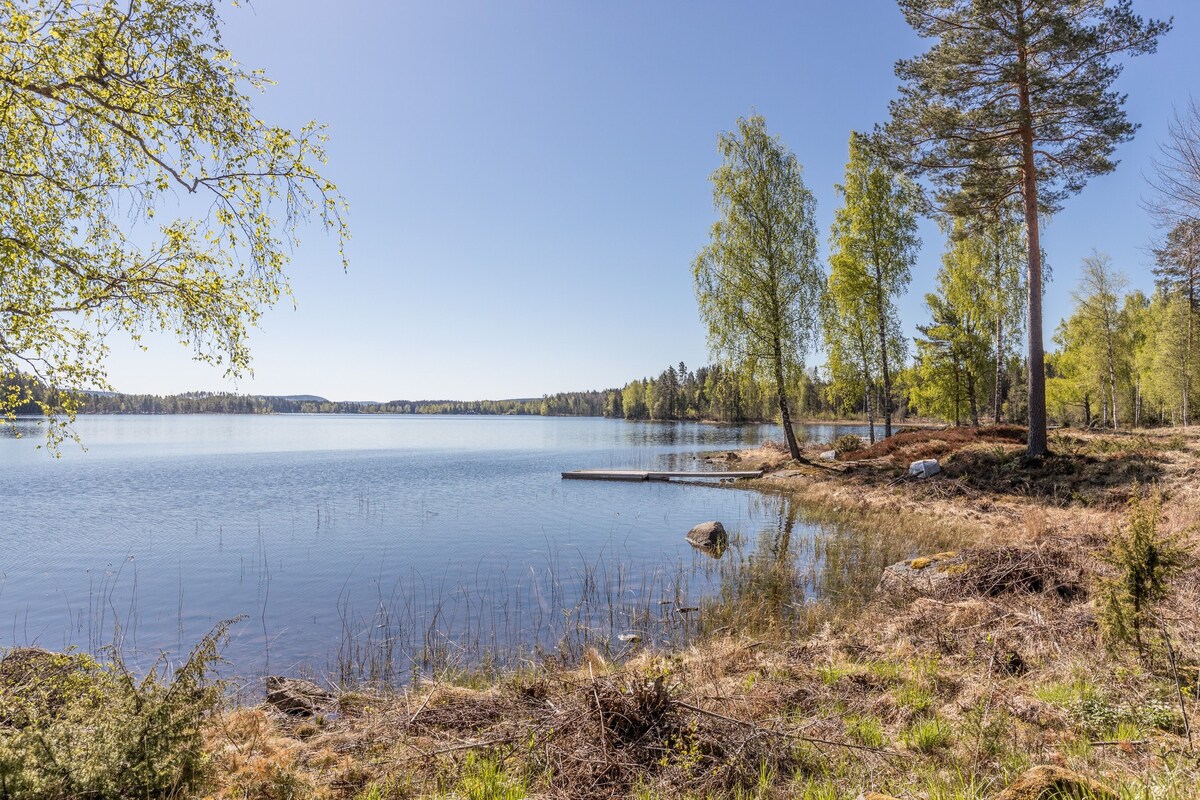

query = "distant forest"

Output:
[[6, 363, 855, 424]]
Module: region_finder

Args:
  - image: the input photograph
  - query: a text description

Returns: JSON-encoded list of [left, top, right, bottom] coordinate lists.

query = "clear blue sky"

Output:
[[101, 0, 1200, 402]]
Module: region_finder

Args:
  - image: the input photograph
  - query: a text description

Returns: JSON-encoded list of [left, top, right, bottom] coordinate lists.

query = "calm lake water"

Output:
[[1, 415, 870, 680]]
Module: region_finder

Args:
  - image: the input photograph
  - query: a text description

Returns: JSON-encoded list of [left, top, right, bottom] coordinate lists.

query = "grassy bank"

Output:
[[3, 427, 1199, 798]]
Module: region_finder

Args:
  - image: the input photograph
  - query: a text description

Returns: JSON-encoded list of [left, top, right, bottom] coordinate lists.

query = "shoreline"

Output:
[[6, 425, 1199, 798]]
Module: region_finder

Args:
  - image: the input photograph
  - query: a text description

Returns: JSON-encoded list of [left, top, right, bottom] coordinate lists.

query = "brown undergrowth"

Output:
[[167, 428, 1198, 797]]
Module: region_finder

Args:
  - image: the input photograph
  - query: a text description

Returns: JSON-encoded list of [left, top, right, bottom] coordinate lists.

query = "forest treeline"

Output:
[[4, 364, 847, 423]]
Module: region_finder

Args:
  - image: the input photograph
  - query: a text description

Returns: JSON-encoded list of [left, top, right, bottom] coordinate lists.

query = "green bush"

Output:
[[0, 619, 237, 799], [832, 434, 864, 455], [1099, 488, 1186, 655]]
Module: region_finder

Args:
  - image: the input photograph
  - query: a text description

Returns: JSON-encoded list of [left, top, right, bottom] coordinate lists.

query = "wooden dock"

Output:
[[561, 469, 763, 482]]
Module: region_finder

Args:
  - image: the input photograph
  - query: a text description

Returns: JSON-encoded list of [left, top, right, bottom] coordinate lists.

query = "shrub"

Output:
[[1099, 488, 1186, 655], [0, 619, 237, 799], [832, 434, 864, 455]]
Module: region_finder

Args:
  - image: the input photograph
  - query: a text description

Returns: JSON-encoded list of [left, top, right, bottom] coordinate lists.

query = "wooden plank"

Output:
[[561, 469, 763, 482]]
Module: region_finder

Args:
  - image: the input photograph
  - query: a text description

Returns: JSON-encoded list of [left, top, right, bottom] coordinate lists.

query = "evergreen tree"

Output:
[[881, 0, 1170, 457]]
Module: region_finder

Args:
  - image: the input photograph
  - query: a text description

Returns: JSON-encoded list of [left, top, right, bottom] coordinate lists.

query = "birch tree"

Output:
[[1073, 252, 1129, 429], [827, 133, 919, 438], [0, 0, 349, 446], [694, 115, 823, 460]]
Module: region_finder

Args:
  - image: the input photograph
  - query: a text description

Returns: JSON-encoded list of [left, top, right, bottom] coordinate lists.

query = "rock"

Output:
[[686, 521, 728, 557], [819, 449, 837, 461], [265, 675, 335, 716], [907, 458, 941, 478], [0, 647, 57, 689], [877, 551, 963, 597], [993, 765, 1117, 800], [0, 647, 99, 722]]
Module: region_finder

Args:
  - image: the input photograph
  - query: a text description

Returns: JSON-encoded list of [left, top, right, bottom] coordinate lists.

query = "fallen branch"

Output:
[[675, 700, 900, 758], [404, 735, 517, 761], [1159, 615, 1193, 751]]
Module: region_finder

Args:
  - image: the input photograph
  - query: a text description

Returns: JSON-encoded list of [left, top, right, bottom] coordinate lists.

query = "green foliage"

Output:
[[453, 754, 526, 800], [694, 114, 823, 458], [1099, 489, 1187, 654], [0, 0, 348, 448], [825, 132, 919, 436], [844, 715, 885, 749], [0, 619, 236, 799], [908, 222, 996, 425], [832, 434, 864, 455], [882, 0, 1170, 456], [901, 717, 952, 753]]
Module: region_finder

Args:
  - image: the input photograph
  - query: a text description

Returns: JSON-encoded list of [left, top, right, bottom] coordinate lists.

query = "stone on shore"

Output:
[[877, 551, 963, 597], [993, 765, 1117, 800], [265, 675, 335, 716]]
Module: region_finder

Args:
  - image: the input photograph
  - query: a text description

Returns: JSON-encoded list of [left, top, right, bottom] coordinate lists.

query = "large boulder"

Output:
[[993, 765, 1116, 800], [265, 676, 335, 716], [686, 521, 728, 557]]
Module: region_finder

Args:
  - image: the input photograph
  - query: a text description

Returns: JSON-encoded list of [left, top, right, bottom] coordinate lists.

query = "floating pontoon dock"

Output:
[[561, 469, 763, 482]]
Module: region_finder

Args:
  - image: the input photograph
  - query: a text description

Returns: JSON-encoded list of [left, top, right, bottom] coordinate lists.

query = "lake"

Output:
[[1, 414, 872, 681]]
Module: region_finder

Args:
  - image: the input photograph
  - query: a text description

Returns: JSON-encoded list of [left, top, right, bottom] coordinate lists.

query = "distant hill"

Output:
[[275, 394, 328, 403]]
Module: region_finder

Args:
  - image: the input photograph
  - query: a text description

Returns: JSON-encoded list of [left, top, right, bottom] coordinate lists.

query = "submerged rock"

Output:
[[686, 521, 728, 558], [993, 765, 1117, 800], [265, 675, 335, 716]]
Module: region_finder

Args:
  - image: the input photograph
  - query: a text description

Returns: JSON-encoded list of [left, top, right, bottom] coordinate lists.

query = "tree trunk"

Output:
[[1135, 380, 1142, 429], [1107, 335, 1119, 430], [1018, 37, 1048, 458], [865, 383, 876, 445], [993, 226, 1005, 425], [968, 372, 980, 427], [994, 316, 1004, 425], [872, 267, 894, 440], [773, 337, 801, 460]]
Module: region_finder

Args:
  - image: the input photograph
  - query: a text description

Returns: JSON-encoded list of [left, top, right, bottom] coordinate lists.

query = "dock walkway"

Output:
[[561, 469, 763, 482]]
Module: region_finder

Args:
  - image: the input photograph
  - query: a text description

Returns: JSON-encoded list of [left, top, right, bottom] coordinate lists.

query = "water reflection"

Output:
[[1, 415, 884, 681]]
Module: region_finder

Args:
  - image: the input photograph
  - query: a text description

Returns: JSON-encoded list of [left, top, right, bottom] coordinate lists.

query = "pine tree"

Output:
[[881, 0, 1170, 457]]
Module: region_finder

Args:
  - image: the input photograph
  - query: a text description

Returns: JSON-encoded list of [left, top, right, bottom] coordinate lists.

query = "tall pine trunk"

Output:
[[1018, 48, 1048, 458], [994, 315, 1004, 425]]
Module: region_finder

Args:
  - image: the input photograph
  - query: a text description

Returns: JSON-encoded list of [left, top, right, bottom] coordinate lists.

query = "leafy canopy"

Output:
[[0, 0, 349, 444], [693, 115, 821, 376]]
